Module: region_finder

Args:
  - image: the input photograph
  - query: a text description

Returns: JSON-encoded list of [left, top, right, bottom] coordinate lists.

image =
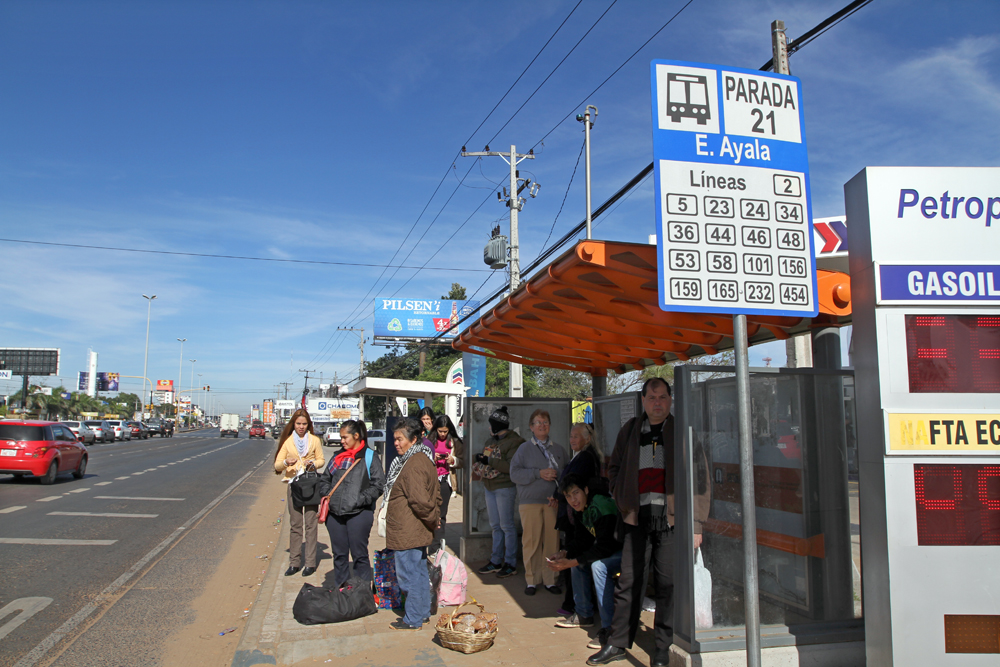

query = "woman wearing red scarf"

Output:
[[318, 420, 386, 587]]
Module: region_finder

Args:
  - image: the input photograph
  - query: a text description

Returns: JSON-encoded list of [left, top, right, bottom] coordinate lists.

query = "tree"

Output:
[[531, 367, 591, 399], [605, 350, 737, 395], [442, 283, 467, 300]]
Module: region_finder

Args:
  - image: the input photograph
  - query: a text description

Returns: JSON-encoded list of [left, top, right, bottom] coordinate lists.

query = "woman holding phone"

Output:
[[274, 409, 325, 577]]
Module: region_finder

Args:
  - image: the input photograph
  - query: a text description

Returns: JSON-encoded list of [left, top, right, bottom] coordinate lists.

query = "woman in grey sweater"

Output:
[[510, 409, 567, 595]]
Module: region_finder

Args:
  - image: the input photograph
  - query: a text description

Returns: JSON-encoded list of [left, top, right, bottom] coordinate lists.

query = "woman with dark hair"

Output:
[[273, 409, 325, 576], [417, 406, 436, 442], [383, 417, 441, 630], [318, 419, 385, 587], [431, 414, 465, 550]]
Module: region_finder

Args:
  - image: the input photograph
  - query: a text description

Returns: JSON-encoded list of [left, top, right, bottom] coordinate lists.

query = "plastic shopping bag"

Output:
[[694, 547, 713, 630]]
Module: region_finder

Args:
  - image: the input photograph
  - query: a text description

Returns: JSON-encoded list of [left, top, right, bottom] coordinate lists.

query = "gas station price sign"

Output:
[[650, 60, 817, 317]]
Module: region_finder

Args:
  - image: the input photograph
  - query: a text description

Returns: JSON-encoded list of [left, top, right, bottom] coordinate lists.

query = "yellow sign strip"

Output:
[[887, 413, 1000, 452]]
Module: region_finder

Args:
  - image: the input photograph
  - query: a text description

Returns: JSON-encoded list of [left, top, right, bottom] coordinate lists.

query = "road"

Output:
[[0, 429, 276, 667]]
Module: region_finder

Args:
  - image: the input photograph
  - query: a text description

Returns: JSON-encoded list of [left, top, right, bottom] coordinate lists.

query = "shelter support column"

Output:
[[811, 326, 854, 618]]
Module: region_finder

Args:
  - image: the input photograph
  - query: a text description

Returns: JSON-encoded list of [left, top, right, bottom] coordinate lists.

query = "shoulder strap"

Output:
[[365, 447, 374, 471], [324, 457, 362, 501]]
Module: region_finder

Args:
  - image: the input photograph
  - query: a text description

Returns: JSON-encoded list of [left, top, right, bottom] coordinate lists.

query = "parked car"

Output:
[[146, 418, 174, 437], [106, 419, 131, 441], [0, 420, 88, 484], [61, 421, 96, 445], [83, 420, 114, 443], [323, 425, 341, 447], [248, 421, 266, 439]]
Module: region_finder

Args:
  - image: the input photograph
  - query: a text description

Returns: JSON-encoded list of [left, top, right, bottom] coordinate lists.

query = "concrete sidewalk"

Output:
[[232, 493, 661, 667]]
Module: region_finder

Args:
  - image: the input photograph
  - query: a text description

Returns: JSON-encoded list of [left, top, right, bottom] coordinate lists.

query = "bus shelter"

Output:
[[453, 240, 862, 666]]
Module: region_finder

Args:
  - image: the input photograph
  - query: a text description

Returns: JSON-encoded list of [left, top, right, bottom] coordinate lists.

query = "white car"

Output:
[[324, 425, 341, 447], [106, 420, 132, 441], [61, 421, 96, 445]]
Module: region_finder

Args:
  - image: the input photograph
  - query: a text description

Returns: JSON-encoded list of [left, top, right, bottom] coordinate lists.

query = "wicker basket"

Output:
[[435, 599, 498, 654]]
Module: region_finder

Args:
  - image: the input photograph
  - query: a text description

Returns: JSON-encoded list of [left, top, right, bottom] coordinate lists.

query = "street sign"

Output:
[[651, 60, 817, 317], [0, 370, 11, 380]]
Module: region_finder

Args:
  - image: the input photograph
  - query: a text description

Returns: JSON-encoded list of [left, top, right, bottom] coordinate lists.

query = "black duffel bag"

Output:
[[292, 578, 377, 625], [289, 470, 323, 508]]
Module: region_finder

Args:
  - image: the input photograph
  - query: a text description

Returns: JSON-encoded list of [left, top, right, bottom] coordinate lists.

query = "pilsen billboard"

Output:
[[373, 298, 480, 344]]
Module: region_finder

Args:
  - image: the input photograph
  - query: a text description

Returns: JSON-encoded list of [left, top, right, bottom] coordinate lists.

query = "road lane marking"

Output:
[[157, 465, 167, 468], [0, 506, 26, 514], [0, 598, 53, 641], [115, 477, 130, 480], [93, 496, 184, 501], [47, 512, 158, 518], [36, 497, 61, 503], [12, 456, 267, 667], [132, 472, 145, 475], [0, 538, 117, 545], [67, 488, 89, 494], [94, 482, 113, 486]]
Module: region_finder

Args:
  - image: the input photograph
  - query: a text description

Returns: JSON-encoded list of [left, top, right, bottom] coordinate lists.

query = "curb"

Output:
[[231, 493, 289, 667]]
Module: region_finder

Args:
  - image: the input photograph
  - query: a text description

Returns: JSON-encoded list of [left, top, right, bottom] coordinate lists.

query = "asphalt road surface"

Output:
[[0, 430, 276, 667]]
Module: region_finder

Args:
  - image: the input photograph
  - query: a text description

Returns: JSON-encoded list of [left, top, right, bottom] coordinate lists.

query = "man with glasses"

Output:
[[587, 378, 709, 667]]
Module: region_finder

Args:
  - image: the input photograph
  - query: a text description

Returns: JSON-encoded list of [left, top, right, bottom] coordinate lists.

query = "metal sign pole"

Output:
[[734, 313, 761, 667]]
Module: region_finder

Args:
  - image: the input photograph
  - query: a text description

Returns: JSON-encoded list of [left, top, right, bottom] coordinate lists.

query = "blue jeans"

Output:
[[393, 547, 431, 628], [484, 486, 518, 566], [572, 552, 622, 626]]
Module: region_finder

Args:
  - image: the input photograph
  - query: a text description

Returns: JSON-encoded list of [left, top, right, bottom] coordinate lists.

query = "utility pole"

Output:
[[278, 382, 292, 400], [337, 327, 365, 420], [299, 369, 315, 409], [461, 144, 538, 397]]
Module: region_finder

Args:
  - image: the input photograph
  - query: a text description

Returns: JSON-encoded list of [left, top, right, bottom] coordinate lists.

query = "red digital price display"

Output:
[[914, 464, 1000, 545], [905, 315, 1000, 393]]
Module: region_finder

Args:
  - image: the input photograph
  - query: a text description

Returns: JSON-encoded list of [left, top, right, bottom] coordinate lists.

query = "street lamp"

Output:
[[142, 294, 157, 415], [176, 338, 186, 420], [189, 359, 196, 425]]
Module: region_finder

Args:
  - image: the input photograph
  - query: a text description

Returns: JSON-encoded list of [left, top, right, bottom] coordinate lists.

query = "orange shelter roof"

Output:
[[453, 240, 851, 376]]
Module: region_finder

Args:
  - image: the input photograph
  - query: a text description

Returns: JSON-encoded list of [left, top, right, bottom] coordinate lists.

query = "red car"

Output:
[[0, 420, 88, 484], [248, 422, 266, 439]]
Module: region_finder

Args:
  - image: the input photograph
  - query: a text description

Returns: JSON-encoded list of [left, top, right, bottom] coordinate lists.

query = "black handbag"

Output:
[[290, 470, 324, 508], [292, 578, 377, 625]]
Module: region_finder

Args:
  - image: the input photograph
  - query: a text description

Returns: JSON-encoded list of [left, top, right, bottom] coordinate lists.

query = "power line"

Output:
[[487, 0, 619, 146], [532, 0, 696, 150], [0, 237, 492, 272], [759, 0, 873, 71], [536, 137, 586, 258], [462, 0, 585, 148]]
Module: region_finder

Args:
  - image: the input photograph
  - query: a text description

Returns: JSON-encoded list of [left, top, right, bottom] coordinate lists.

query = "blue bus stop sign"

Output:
[[651, 60, 818, 318]]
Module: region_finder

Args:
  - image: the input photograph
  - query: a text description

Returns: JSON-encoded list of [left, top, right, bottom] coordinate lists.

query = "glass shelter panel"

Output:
[[463, 398, 572, 537], [674, 366, 861, 653]]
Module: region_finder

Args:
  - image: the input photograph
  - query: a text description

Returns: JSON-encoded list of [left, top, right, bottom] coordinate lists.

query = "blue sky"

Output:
[[2, 0, 998, 412]]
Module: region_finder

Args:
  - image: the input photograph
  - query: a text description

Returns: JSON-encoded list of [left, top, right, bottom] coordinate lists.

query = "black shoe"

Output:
[[302, 566, 316, 576], [524, 586, 537, 596], [284, 566, 301, 576], [477, 561, 502, 575], [389, 619, 422, 630], [497, 564, 518, 578], [651, 651, 670, 667], [587, 645, 625, 665], [545, 584, 562, 595]]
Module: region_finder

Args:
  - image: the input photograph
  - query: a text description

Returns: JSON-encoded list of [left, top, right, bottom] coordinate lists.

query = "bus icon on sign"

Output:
[[667, 73, 711, 125]]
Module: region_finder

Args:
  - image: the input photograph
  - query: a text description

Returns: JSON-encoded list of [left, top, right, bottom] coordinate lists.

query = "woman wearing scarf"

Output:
[[318, 420, 385, 587], [274, 409, 325, 576], [431, 414, 465, 552], [383, 417, 441, 630], [510, 409, 568, 596]]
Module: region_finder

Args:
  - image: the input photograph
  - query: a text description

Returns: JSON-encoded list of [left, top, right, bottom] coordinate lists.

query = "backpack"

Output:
[[432, 548, 467, 607]]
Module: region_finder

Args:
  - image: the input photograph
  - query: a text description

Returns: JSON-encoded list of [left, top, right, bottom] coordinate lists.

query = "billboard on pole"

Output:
[[373, 299, 480, 343], [156, 380, 174, 391]]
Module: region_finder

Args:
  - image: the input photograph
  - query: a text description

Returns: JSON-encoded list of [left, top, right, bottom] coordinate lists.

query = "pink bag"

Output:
[[432, 548, 468, 607]]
